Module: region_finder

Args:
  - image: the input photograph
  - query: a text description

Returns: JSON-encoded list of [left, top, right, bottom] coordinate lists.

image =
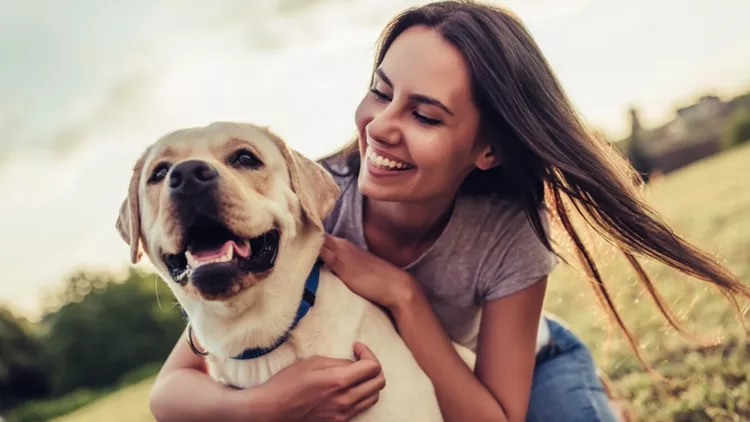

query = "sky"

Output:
[[2, 0, 750, 319]]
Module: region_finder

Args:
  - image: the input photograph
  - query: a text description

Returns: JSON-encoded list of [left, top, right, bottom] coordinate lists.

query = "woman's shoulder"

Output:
[[318, 156, 356, 190], [455, 192, 551, 242], [318, 160, 359, 235], [451, 193, 558, 302]]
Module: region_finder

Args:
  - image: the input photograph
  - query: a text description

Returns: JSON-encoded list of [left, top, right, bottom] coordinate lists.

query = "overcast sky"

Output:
[[2, 0, 749, 318]]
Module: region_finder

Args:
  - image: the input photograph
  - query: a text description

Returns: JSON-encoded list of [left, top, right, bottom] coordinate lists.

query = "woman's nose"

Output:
[[366, 108, 401, 145]]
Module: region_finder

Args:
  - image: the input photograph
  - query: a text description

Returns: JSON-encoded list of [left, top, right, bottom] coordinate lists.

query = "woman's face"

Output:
[[354, 25, 494, 204]]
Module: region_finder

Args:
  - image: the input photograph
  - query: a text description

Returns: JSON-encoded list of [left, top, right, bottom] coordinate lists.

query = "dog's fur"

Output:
[[116, 122, 470, 421]]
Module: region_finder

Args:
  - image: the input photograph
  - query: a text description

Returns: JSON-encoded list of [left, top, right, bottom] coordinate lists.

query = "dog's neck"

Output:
[[188, 227, 324, 359]]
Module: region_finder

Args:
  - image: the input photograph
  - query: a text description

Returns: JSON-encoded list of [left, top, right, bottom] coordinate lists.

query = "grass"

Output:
[[543, 142, 750, 421], [50, 143, 750, 422], [4, 364, 161, 422], [50, 379, 155, 422]]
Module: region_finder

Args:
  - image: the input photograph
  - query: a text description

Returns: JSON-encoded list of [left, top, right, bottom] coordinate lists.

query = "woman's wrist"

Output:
[[228, 384, 278, 422], [385, 274, 420, 316]]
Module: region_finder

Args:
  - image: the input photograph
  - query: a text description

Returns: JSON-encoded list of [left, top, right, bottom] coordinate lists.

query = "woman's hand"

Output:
[[258, 342, 386, 422], [320, 234, 417, 310]]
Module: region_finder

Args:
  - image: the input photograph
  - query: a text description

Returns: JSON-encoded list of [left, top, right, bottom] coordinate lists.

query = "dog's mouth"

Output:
[[163, 216, 280, 285]]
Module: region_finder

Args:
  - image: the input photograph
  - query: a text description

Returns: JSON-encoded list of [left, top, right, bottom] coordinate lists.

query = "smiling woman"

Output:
[[353, 30, 483, 208], [314, 3, 750, 422]]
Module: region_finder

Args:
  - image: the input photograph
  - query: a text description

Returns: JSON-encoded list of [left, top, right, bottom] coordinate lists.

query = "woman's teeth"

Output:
[[367, 149, 414, 170]]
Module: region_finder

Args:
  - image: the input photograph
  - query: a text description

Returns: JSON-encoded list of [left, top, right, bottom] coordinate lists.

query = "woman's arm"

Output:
[[391, 277, 546, 422], [149, 328, 386, 422], [321, 234, 546, 422], [149, 329, 269, 422]]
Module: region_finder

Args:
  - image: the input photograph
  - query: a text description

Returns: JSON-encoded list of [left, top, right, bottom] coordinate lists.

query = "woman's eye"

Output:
[[369, 88, 391, 102], [229, 149, 263, 169], [148, 164, 170, 184], [413, 112, 443, 126]]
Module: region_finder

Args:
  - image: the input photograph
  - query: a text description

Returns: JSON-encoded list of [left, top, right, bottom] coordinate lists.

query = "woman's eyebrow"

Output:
[[410, 93, 454, 116], [375, 68, 455, 116]]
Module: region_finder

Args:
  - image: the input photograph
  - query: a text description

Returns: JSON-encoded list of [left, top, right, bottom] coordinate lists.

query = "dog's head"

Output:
[[115, 122, 339, 303]]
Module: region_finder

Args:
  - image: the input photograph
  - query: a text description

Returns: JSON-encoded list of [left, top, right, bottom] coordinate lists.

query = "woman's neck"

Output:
[[362, 192, 456, 264]]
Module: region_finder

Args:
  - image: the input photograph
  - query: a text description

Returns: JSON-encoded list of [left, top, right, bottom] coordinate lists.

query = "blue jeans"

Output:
[[526, 317, 619, 422]]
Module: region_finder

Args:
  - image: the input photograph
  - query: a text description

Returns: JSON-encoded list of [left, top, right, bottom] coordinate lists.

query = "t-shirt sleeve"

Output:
[[477, 206, 558, 303], [321, 164, 354, 234]]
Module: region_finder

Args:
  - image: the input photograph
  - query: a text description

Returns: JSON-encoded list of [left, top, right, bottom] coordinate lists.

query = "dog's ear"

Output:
[[116, 151, 147, 263], [265, 129, 340, 230]]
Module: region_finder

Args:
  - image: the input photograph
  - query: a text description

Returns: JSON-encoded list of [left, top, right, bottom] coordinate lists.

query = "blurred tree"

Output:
[[40, 269, 185, 394], [626, 139, 654, 184], [625, 107, 655, 183], [0, 308, 50, 411], [723, 106, 750, 148]]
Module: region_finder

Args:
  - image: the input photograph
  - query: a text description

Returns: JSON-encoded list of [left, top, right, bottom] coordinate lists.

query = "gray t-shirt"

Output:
[[323, 172, 558, 352]]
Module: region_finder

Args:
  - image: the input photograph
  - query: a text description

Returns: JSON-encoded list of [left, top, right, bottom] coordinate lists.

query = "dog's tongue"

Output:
[[191, 240, 251, 260], [232, 240, 251, 258]]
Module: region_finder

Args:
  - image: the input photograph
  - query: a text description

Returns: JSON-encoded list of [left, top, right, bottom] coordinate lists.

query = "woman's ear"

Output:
[[474, 144, 501, 170]]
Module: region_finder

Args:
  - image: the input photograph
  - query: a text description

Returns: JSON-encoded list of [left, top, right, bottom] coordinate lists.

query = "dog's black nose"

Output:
[[169, 160, 219, 196]]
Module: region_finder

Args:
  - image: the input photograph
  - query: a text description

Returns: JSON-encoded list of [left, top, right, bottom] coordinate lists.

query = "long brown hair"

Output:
[[321, 0, 749, 368]]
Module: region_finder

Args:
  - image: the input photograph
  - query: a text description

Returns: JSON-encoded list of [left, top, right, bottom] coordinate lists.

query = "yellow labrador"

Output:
[[115, 121, 472, 421]]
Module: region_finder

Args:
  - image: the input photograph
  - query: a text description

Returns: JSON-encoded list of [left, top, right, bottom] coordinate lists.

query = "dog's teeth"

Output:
[[185, 251, 198, 268], [174, 267, 191, 284], [184, 245, 234, 269], [221, 247, 233, 262]]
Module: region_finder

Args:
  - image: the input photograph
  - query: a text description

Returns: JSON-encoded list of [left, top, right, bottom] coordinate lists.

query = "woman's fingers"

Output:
[[307, 354, 358, 370], [320, 245, 338, 269], [353, 342, 378, 362], [334, 342, 386, 415], [320, 343, 383, 392], [322, 234, 340, 253], [345, 390, 381, 419], [330, 357, 381, 390], [342, 367, 386, 402]]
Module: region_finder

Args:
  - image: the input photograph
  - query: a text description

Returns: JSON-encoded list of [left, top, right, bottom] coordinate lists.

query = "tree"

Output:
[[40, 269, 185, 394], [626, 138, 655, 184], [624, 107, 655, 183], [723, 107, 750, 148], [0, 308, 50, 411]]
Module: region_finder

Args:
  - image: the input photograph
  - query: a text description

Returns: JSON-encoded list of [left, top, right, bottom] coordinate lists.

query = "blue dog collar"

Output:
[[185, 259, 322, 360]]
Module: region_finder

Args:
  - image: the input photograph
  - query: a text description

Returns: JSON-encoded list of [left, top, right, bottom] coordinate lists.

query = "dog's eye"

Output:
[[229, 149, 262, 169], [148, 163, 170, 184]]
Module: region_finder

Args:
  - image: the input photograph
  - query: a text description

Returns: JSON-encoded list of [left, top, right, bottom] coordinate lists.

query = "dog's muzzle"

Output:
[[161, 159, 280, 299]]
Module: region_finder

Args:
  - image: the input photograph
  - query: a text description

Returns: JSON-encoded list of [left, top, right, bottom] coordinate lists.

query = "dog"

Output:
[[115, 121, 633, 422], [115, 121, 469, 421]]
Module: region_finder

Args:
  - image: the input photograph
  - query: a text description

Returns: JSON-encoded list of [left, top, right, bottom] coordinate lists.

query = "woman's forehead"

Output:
[[380, 26, 473, 107]]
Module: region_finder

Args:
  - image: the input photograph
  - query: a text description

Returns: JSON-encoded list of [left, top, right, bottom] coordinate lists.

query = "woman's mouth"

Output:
[[366, 148, 415, 171]]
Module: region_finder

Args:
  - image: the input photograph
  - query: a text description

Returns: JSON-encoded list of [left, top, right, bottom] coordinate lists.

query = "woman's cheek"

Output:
[[354, 97, 374, 136], [417, 142, 475, 189], [406, 131, 444, 169]]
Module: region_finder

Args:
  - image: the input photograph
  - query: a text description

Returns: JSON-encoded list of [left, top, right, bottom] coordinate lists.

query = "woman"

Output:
[[148, 2, 749, 421]]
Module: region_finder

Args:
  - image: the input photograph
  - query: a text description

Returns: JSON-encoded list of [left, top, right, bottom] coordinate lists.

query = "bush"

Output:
[[0, 309, 50, 411], [723, 107, 750, 148], [39, 269, 185, 394], [1, 266, 182, 418]]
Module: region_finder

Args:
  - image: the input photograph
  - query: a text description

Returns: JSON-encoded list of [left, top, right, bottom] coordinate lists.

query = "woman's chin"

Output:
[[358, 172, 413, 202]]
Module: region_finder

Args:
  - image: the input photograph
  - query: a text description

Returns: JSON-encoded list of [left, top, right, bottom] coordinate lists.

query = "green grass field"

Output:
[[53, 143, 750, 422]]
